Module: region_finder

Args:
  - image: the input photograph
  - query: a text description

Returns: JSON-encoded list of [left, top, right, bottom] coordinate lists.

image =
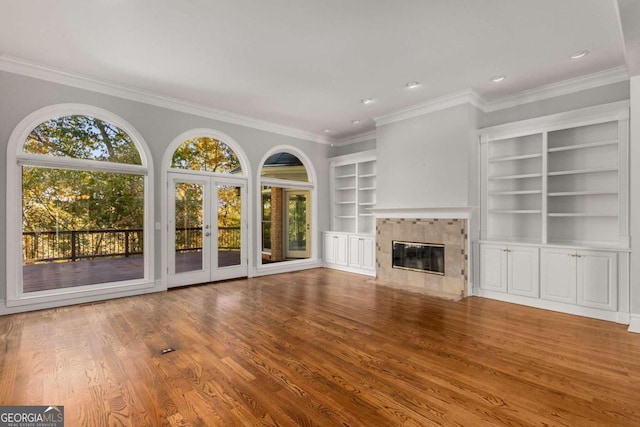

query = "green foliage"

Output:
[[24, 115, 141, 164], [22, 167, 144, 232], [172, 137, 241, 173]]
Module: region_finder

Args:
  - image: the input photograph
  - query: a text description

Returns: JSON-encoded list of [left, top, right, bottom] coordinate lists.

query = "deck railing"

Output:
[[23, 227, 241, 264]]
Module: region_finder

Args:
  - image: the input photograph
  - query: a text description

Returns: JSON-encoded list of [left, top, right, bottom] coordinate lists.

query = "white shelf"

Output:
[[548, 191, 617, 197], [489, 209, 542, 214], [489, 173, 542, 180], [329, 150, 377, 234], [489, 153, 542, 163], [548, 213, 617, 217], [489, 190, 542, 195], [547, 140, 618, 153], [548, 168, 617, 177]]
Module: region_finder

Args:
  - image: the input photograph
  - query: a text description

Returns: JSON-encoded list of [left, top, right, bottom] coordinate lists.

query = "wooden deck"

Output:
[[1, 268, 640, 426], [23, 251, 241, 292]]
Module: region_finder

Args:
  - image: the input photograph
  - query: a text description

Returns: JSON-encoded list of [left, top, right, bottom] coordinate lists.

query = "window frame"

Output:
[[5, 104, 155, 309], [256, 146, 318, 274]]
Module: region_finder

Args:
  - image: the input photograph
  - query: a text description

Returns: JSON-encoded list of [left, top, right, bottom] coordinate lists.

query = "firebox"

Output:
[[392, 241, 445, 275]]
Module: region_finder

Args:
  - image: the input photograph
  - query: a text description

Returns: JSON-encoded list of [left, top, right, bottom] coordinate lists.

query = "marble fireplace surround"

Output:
[[373, 207, 472, 299]]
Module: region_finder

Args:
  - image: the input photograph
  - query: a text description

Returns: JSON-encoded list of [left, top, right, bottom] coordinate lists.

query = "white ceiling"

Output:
[[0, 0, 629, 141]]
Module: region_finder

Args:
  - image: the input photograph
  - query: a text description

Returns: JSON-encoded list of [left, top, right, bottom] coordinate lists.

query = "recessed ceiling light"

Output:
[[406, 81, 420, 89], [361, 98, 374, 105], [491, 75, 506, 83], [570, 50, 589, 59], [351, 120, 361, 124], [323, 129, 331, 133]]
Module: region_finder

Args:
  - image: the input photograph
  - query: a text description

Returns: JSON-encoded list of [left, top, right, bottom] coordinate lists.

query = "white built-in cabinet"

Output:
[[478, 101, 629, 322], [324, 232, 348, 266], [324, 150, 377, 276], [540, 248, 617, 311], [324, 231, 375, 276], [348, 234, 376, 271], [480, 244, 539, 297]]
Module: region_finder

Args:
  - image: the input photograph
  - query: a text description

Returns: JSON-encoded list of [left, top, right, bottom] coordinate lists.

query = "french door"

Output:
[[284, 190, 310, 258], [168, 172, 247, 287]]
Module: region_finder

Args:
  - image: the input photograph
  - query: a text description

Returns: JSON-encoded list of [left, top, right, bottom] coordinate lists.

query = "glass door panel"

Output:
[[174, 182, 205, 274], [217, 184, 242, 268], [285, 190, 310, 258], [168, 173, 211, 287]]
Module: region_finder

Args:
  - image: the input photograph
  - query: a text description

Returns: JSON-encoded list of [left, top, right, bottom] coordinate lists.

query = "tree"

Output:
[[22, 115, 144, 233]]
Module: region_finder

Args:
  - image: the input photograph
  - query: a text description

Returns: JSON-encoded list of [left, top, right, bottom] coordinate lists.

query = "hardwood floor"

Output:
[[1, 268, 640, 426]]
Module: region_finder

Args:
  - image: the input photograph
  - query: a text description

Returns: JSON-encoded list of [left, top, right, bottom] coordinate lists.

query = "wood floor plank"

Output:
[[2, 268, 640, 426]]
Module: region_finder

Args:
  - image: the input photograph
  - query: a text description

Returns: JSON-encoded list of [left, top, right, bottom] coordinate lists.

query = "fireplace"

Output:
[[392, 241, 444, 275], [375, 214, 469, 298]]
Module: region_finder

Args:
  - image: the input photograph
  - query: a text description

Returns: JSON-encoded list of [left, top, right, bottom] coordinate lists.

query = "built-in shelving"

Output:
[[330, 150, 377, 234], [478, 101, 629, 324], [480, 101, 629, 248]]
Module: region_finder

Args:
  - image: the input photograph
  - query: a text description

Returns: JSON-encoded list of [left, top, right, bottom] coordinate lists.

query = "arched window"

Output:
[[258, 148, 315, 266], [7, 105, 153, 307], [171, 137, 242, 174]]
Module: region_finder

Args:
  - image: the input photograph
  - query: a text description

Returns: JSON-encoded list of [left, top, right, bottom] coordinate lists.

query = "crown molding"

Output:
[[0, 54, 333, 145], [484, 66, 630, 112], [374, 89, 487, 126], [334, 130, 377, 146]]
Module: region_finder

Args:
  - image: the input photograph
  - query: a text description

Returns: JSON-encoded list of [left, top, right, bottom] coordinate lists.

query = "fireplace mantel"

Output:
[[372, 206, 476, 219]]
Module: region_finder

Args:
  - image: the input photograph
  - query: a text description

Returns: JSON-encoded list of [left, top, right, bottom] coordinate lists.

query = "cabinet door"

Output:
[[577, 251, 617, 311], [360, 236, 376, 271], [540, 248, 576, 304], [348, 235, 361, 267], [323, 233, 336, 264], [480, 244, 507, 293], [335, 234, 349, 266], [508, 246, 539, 298]]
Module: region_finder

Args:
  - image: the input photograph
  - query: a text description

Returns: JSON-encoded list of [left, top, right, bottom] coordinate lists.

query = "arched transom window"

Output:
[[171, 137, 242, 174]]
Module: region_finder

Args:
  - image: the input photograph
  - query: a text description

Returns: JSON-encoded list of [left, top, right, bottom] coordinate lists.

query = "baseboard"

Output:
[[476, 289, 623, 323], [628, 315, 640, 333], [252, 259, 323, 277], [322, 263, 376, 277], [0, 280, 161, 316]]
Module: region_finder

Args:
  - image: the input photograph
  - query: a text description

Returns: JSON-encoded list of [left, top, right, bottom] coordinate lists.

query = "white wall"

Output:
[[484, 81, 630, 127], [329, 138, 376, 157], [0, 71, 331, 302], [376, 103, 472, 209], [629, 75, 640, 331]]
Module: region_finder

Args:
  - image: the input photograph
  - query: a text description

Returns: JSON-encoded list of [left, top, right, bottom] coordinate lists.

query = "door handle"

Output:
[[205, 232, 211, 237]]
